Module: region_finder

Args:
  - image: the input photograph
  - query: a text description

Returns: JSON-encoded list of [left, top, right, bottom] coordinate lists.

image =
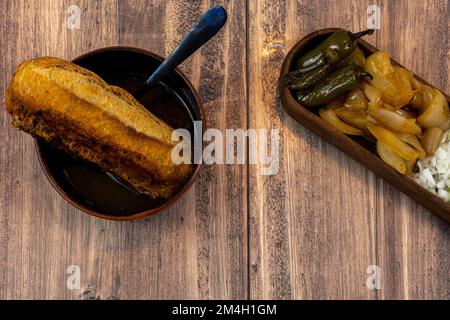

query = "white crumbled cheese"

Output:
[[414, 131, 450, 201]]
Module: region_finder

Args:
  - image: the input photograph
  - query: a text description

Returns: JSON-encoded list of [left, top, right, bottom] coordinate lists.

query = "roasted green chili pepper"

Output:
[[284, 58, 352, 90], [295, 47, 340, 73], [297, 64, 372, 107], [283, 63, 332, 90], [296, 29, 374, 72]]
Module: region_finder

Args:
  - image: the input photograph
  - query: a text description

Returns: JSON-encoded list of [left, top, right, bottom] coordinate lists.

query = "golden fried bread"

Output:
[[5, 57, 192, 199]]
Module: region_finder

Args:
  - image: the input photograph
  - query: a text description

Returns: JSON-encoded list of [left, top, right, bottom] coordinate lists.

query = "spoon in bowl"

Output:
[[133, 5, 228, 99]]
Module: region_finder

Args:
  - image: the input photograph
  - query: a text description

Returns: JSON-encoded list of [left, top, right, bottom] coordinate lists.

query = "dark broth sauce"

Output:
[[40, 73, 194, 216]]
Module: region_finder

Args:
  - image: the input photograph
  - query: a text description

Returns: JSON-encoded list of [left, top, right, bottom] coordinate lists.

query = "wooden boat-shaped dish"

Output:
[[279, 28, 450, 223]]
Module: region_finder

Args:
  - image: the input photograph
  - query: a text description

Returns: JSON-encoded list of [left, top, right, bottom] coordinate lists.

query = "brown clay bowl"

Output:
[[36, 47, 204, 220], [279, 28, 450, 223]]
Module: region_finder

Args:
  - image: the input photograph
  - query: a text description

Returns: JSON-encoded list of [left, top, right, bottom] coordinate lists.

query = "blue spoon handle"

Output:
[[135, 5, 227, 99]]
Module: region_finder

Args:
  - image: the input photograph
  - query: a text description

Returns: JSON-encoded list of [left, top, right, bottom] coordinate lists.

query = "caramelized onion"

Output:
[[362, 83, 383, 108], [367, 123, 419, 161], [409, 76, 425, 90], [319, 108, 363, 135], [388, 72, 414, 108], [410, 92, 423, 110], [343, 88, 368, 111], [376, 140, 406, 174], [334, 107, 368, 131], [421, 127, 444, 157], [368, 103, 421, 135], [393, 66, 413, 90], [396, 133, 426, 159], [417, 89, 449, 129]]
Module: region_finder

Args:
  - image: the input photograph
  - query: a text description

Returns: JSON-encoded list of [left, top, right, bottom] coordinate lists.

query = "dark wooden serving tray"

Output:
[[279, 28, 450, 223]]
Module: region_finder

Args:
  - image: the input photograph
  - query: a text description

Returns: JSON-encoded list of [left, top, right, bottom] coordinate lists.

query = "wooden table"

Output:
[[0, 0, 449, 300]]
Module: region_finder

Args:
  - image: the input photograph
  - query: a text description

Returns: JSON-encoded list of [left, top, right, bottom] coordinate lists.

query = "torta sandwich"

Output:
[[5, 57, 192, 199]]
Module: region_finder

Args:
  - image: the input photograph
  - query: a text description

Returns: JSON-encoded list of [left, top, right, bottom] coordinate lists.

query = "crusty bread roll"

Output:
[[5, 57, 192, 199]]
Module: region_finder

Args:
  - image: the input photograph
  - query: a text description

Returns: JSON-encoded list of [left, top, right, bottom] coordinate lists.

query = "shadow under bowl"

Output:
[[36, 47, 204, 220]]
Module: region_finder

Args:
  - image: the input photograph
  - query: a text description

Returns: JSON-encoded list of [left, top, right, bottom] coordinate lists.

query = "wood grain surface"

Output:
[[248, 0, 450, 300], [0, 0, 449, 299]]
